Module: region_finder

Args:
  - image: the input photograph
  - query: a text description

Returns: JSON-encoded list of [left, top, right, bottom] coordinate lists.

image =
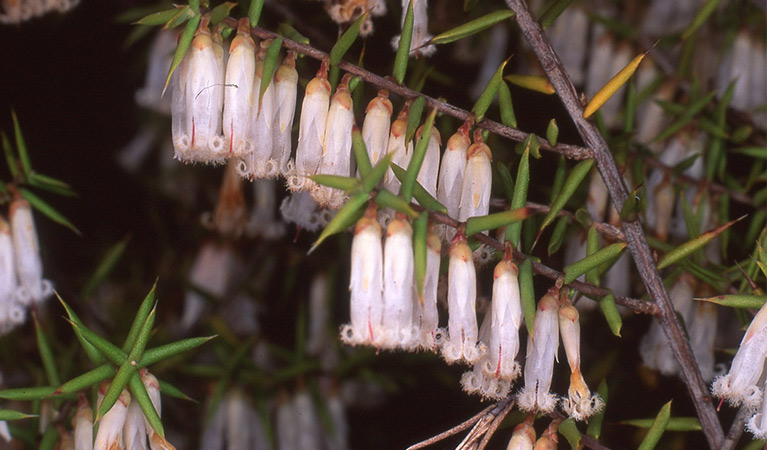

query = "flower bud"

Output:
[[223, 19, 256, 158], [272, 52, 298, 175], [458, 131, 492, 223], [506, 415, 536, 450], [204, 161, 247, 238], [518, 289, 559, 414], [532, 421, 558, 450], [362, 90, 393, 166], [11, 198, 52, 307], [95, 384, 130, 450], [291, 62, 331, 191]]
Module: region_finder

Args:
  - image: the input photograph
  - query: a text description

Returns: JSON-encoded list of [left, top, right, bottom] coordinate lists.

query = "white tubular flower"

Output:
[[123, 396, 148, 450], [441, 233, 483, 364], [559, 301, 603, 421], [460, 363, 511, 400], [307, 273, 330, 358], [290, 62, 331, 191], [362, 90, 393, 166], [413, 227, 440, 350], [279, 192, 324, 232], [200, 398, 226, 450], [506, 415, 536, 450], [174, 18, 226, 164], [380, 215, 416, 350], [135, 30, 175, 114], [313, 74, 354, 209], [482, 257, 522, 382], [223, 18, 256, 159], [95, 385, 130, 450], [437, 124, 470, 220], [294, 391, 323, 450], [382, 106, 412, 195], [276, 394, 298, 450], [225, 389, 253, 450], [712, 300, 767, 410], [748, 378, 767, 439], [181, 241, 236, 331], [272, 51, 298, 175], [11, 198, 52, 307], [247, 179, 286, 240], [140, 371, 170, 450], [239, 40, 278, 180], [74, 394, 93, 450], [341, 207, 383, 347], [0, 215, 18, 325], [518, 288, 560, 414], [414, 124, 441, 199], [458, 131, 492, 224], [689, 300, 717, 382], [323, 389, 349, 450], [645, 133, 687, 239]]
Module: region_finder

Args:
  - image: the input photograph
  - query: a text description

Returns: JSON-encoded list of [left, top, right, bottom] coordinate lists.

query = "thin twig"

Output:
[[504, 0, 725, 447], [476, 399, 515, 450], [405, 402, 497, 450]]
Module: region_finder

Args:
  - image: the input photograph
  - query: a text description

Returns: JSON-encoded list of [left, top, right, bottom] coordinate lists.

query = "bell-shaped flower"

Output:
[[362, 90, 393, 167], [74, 394, 92, 450], [276, 393, 298, 450], [123, 395, 148, 450], [712, 300, 767, 410], [341, 207, 384, 347], [294, 390, 323, 450], [481, 256, 522, 382], [172, 17, 226, 164], [94, 384, 130, 450], [379, 215, 416, 350], [272, 51, 298, 176], [289, 62, 331, 191], [507, 415, 536, 450], [239, 40, 278, 180], [135, 30, 175, 114], [0, 214, 23, 333], [246, 179, 286, 240], [441, 232, 483, 364], [413, 226, 440, 350], [307, 273, 332, 359], [458, 130, 492, 223], [181, 241, 237, 331], [382, 105, 413, 195], [414, 124, 441, 200], [460, 362, 512, 400], [747, 377, 767, 439], [559, 300, 603, 421], [279, 192, 325, 232], [222, 18, 256, 159], [11, 198, 52, 307], [437, 124, 470, 219], [203, 161, 248, 238], [321, 387, 349, 450], [517, 288, 560, 414], [313, 74, 354, 209], [223, 389, 268, 450]]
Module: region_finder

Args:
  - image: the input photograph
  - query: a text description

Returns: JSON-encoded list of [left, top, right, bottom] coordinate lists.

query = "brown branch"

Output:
[[475, 399, 515, 450], [504, 0, 725, 447], [405, 401, 502, 450], [721, 406, 752, 450]]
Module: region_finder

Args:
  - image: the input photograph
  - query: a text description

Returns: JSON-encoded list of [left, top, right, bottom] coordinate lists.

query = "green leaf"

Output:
[[587, 380, 609, 439], [519, 258, 536, 337], [163, 14, 201, 95], [58, 296, 106, 365], [681, 0, 722, 39], [619, 185, 645, 222], [390, 164, 447, 214], [546, 119, 559, 146], [697, 294, 765, 309], [657, 216, 743, 269], [352, 127, 373, 178], [393, 0, 414, 84], [18, 188, 79, 234], [547, 215, 569, 256], [1, 132, 19, 180], [128, 307, 156, 362], [558, 418, 581, 449], [188, 0, 199, 13], [258, 38, 283, 111], [431, 10, 514, 45], [624, 416, 700, 432], [498, 80, 517, 128], [401, 106, 437, 203], [310, 174, 360, 191], [82, 237, 130, 300], [0, 410, 37, 421], [539, 0, 574, 29], [130, 373, 165, 438], [550, 155, 567, 200], [122, 283, 157, 353], [134, 7, 182, 26], [277, 23, 309, 46], [157, 379, 197, 402], [374, 189, 417, 218], [68, 321, 127, 366], [362, 153, 393, 193], [139, 336, 216, 367], [405, 96, 426, 143], [11, 111, 32, 179], [599, 293, 623, 337], [637, 401, 672, 450], [505, 147, 529, 246], [330, 13, 367, 65], [28, 172, 76, 197], [413, 213, 428, 301], [210, 2, 236, 25], [472, 58, 508, 122], [38, 426, 58, 450], [496, 163, 514, 204], [33, 316, 60, 387], [536, 159, 594, 244], [309, 191, 369, 254], [163, 5, 194, 30], [465, 208, 533, 237], [585, 226, 600, 286], [654, 90, 717, 142], [733, 146, 767, 159], [97, 362, 135, 420], [504, 74, 555, 94], [55, 364, 115, 395], [0, 386, 56, 401], [564, 243, 626, 285], [248, 0, 264, 27]]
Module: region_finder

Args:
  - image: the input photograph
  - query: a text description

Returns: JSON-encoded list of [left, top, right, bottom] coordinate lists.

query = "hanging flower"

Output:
[[559, 299, 603, 421], [94, 384, 130, 450], [380, 214, 417, 350], [362, 89, 393, 167], [414, 124, 441, 200], [202, 161, 248, 238], [458, 129, 492, 223], [11, 198, 52, 307], [747, 377, 767, 439], [481, 253, 522, 382], [382, 103, 412, 195], [437, 123, 470, 219], [272, 51, 299, 176], [294, 390, 324, 450], [517, 287, 560, 414], [507, 415, 536, 450], [413, 225, 440, 350], [74, 394, 92, 450], [180, 241, 237, 332], [246, 179, 286, 240], [0, 214, 23, 334], [135, 30, 175, 115], [222, 18, 256, 159]]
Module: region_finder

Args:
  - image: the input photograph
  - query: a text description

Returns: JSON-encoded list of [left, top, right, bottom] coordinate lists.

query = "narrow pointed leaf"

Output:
[[374, 189, 417, 218], [128, 307, 156, 362], [587, 380, 609, 438], [19, 188, 79, 234], [519, 258, 536, 336], [11, 111, 32, 179], [188, 0, 199, 13], [413, 213, 428, 301], [619, 185, 645, 222], [130, 373, 165, 438], [654, 90, 717, 142], [391, 164, 447, 214], [405, 96, 425, 143], [258, 38, 283, 110], [38, 426, 58, 450], [28, 172, 76, 197], [122, 283, 157, 353], [210, 2, 236, 25], [135, 7, 181, 26], [505, 147, 529, 246], [537, 159, 594, 241], [97, 361, 135, 420], [330, 13, 367, 65], [163, 5, 194, 29], [473, 58, 508, 122], [546, 119, 558, 146], [496, 163, 514, 203], [248, 0, 264, 27], [310, 174, 360, 191], [0, 410, 37, 421], [547, 215, 569, 256], [277, 23, 310, 45], [393, 0, 414, 84], [681, 0, 722, 39], [401, 106, 437, 203], [139, 336, 217, 367], [68, 321, 127, 366], [564, 243, 626, 285], [504, 74, 555, 94], [585, 226, 600, 286], [163, 14, 200, 95], [558, 418, 581, 449], [498, 80, 517, 128], [465, 208, 533, 237], [430, 10, 514, 45], [1, 132, 18, 180], [657, 216, 743, 269], [33, 317, 60, 387], [0, 386, 56, 401], [362, 153, 393, 193], [58, 296, 106, 365], [82, 237, 130, 300], [584, 49, 648, 118], [696, 294, 765, 309], [623, 417, 701, 431], [539, 0, 574, 29], [157, 379, 197, 402], [599, 293, 622, 337], [352, 127, 373, 177], [551, 156, 567, 200], [55, 365, 115, 395], [637, 401, 672, 450], [309, 191, 369, 254]]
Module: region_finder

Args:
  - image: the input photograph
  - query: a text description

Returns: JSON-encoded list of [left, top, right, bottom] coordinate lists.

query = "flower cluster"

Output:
[[0, 197, 53, 334], [0, 0, 78, 24]]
